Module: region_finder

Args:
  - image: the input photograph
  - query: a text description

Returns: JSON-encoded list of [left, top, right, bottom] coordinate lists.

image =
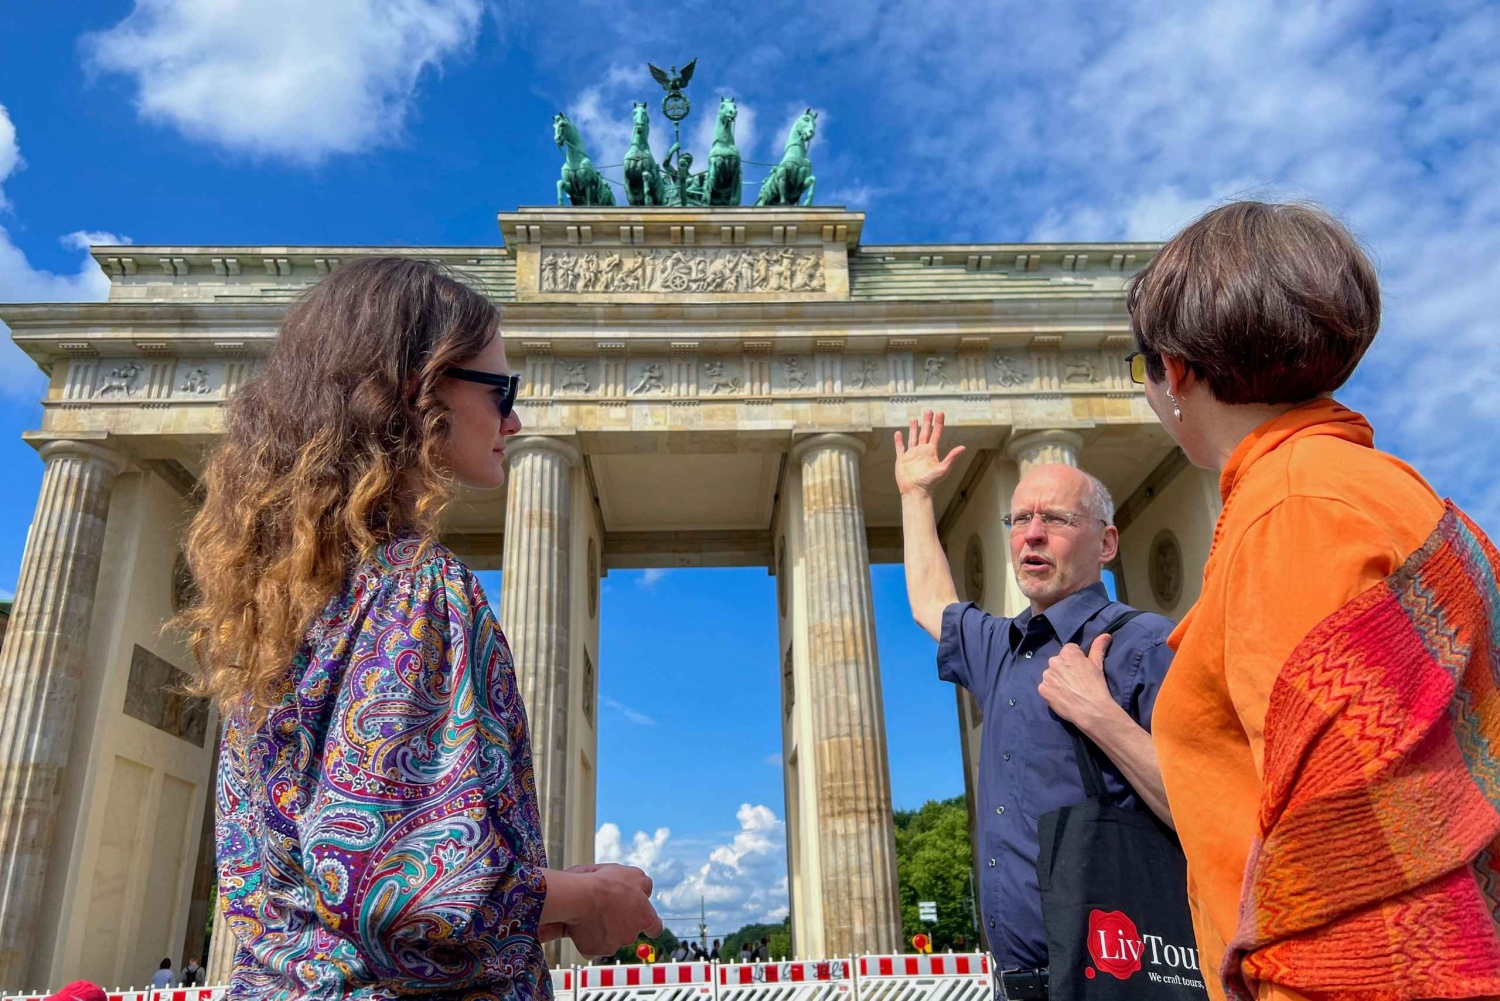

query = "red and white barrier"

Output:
[[856, 955, 990, 1001], [576, 961, 713, 1001], [716, 959, 854, 1001], [7, 953, 991, 1001]]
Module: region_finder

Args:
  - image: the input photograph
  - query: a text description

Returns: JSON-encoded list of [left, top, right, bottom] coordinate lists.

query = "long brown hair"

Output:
[[177, 257, 498, 718]]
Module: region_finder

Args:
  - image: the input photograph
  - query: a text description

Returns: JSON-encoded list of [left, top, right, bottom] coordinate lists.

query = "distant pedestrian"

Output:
[[149, 959, 174, 989], [672, 941, 688, 963], [740, 941, 753, 963], [760, 936, 771, 961], [710, 939, 721, 961], [180, 957, 204, 987]]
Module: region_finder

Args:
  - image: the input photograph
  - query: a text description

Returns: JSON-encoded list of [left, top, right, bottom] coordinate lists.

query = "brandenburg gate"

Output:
[[0, 204, 1222, 986]]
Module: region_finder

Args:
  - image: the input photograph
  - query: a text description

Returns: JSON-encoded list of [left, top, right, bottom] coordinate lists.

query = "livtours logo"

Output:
[[1084, 909, 1204, 989]]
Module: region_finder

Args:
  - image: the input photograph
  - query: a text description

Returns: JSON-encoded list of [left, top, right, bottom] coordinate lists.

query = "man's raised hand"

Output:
[[894, 410, 966, 496]]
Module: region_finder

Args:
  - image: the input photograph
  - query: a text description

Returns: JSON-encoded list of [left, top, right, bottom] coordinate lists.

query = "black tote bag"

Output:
[[1035, 611, 1209, 1000]]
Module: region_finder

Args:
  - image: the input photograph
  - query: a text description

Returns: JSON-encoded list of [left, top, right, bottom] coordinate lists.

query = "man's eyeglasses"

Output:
[[444, 367, 522, 418], [1002, 509, 1106, 533], [1125, 352, 1148, 386]]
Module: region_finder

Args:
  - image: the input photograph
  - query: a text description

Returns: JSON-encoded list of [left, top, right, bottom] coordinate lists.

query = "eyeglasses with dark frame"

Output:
[[444, 367, 522, 418], [1125, 352, 1148, 386]]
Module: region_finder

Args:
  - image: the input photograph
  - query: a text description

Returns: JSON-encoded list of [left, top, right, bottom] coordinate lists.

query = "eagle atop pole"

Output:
[[648, 57, 697, 149]]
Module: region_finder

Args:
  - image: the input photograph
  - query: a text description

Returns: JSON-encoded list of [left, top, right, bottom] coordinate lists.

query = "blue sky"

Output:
[[1, 0, 1497, 940]]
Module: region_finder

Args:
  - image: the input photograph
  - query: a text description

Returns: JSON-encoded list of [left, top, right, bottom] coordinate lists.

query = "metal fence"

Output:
[[3, 953, 992, 1001]]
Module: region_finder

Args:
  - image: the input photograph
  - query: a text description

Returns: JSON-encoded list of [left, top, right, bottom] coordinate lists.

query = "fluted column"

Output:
[[0, 440, 124, 984], [1005, 428, 1082, 475], [498, 436, 579, 873], [205, 896, 237, 983], [792, 433, 900, 956]]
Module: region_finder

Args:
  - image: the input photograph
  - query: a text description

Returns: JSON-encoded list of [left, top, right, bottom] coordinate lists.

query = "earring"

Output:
[[1167, 392, 1182, 421]]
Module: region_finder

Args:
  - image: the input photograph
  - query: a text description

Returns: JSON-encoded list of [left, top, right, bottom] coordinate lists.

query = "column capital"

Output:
[[790, 432, 867, 464], [1004, 429, 1083, 470], [36, 438, 126, 478], [505, 434, 582, 467]]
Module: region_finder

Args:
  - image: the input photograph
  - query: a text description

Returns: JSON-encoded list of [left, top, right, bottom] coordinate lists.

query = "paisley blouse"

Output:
[[216, 537, 550, 1000]]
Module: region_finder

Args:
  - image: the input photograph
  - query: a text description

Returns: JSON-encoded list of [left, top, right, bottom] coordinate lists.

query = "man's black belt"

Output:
[[997, 967, 1049, 1000]]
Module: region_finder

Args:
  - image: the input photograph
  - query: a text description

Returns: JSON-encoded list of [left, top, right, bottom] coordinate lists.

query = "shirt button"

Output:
[[988, 858, 996, 867], [1023, 651, 1034, 659], [989, 918, 996, 929], [1003, 753, 1011, 761], [1008, 698, 1017, 707], [996, 806, 1005, 815]]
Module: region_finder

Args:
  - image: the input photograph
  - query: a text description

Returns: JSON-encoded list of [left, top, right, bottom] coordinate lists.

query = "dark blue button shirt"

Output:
[[937, 582, 1175, 970]]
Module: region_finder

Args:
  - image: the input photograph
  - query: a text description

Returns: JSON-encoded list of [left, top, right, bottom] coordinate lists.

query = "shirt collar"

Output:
[[1219, 397, 1373, 504], [1009, 581, 1112, 649]]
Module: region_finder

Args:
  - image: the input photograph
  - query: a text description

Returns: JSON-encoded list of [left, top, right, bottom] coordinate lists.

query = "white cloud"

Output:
[[763, 751, 782, 768], [82, 0, 485, 164], [61, 231, 133, 251], [637, 567, 668, 588], [0, 105, 122, 399], [603, 696, 656, 726], [600, 803, 788, 939], [596, 822, 674, 872], [0, 108, 19, 210]]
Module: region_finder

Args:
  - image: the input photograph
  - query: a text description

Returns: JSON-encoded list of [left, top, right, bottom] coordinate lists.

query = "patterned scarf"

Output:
[[1224, 503, 1500, 1001]]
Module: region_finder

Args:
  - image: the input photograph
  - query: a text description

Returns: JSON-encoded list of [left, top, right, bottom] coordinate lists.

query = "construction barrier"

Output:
[[5, 953, 991, 1001]]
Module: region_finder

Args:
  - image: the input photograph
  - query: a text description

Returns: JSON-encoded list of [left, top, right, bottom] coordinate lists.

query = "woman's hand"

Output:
[[566, 864, 662, 956], [540, 863, 662, 956]]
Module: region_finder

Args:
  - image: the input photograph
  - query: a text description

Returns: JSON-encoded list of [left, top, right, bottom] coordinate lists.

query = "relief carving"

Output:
[[848, 356, 881, 390], [541, 247, 826, 294], [631, 363, 666, 394], [97, 361, 143, 398], [559, 361, 592, 393], [991, 354, 1031, 388], [180, 367, 213, 395], [782, 356, 810, 390], [922, 356, 953, 389], [1064, 353, 1101, 384], [703, 360, 742, 394]]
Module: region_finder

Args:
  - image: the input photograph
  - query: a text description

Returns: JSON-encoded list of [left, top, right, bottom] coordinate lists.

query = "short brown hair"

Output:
[[1125, 200, 1380, 404]]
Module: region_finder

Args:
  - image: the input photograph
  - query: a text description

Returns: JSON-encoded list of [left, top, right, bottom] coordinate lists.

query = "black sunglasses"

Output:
[[445, 367, 522, 418]]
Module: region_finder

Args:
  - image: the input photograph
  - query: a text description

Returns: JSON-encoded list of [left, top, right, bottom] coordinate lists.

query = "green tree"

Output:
[[894, 795, 976, 953], [719, 918, 792, 962]]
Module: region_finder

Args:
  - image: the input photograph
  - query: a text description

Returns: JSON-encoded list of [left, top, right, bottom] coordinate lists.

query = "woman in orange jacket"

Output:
[[1130, 201, 1500, 1001]]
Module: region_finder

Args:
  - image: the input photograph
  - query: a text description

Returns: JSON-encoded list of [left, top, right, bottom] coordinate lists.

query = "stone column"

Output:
[[498, 436, 579, 874], [0, 440, 123, 984], [1005, 428, 1082, 475], [792, 433, 901, 956], [205, 897, 237, 983]]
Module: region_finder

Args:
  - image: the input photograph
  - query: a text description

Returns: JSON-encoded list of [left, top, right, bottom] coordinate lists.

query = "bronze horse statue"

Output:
[[756, 108, 817, 207], [554, 112, 616, 206], [622, 102, 666, 206], [703, 96, 743, 206]]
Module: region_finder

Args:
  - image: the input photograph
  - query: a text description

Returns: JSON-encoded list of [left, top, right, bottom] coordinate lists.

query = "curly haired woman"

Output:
[[179, 258, 660, 998]]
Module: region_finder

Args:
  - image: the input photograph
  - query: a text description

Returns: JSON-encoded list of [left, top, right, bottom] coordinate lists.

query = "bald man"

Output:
[[895, 411, 1175, 998]]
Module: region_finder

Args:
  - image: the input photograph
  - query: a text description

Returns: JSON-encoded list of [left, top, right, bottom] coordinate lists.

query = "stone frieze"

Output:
[[540, 247, 826, 295]]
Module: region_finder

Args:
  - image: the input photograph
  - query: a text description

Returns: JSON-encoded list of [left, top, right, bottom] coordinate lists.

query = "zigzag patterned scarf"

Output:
[[1224, 503, 1500, 1001]]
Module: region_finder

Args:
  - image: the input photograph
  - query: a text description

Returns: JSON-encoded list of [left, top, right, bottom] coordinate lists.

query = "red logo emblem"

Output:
[[1087, 909, 1143, 980]]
